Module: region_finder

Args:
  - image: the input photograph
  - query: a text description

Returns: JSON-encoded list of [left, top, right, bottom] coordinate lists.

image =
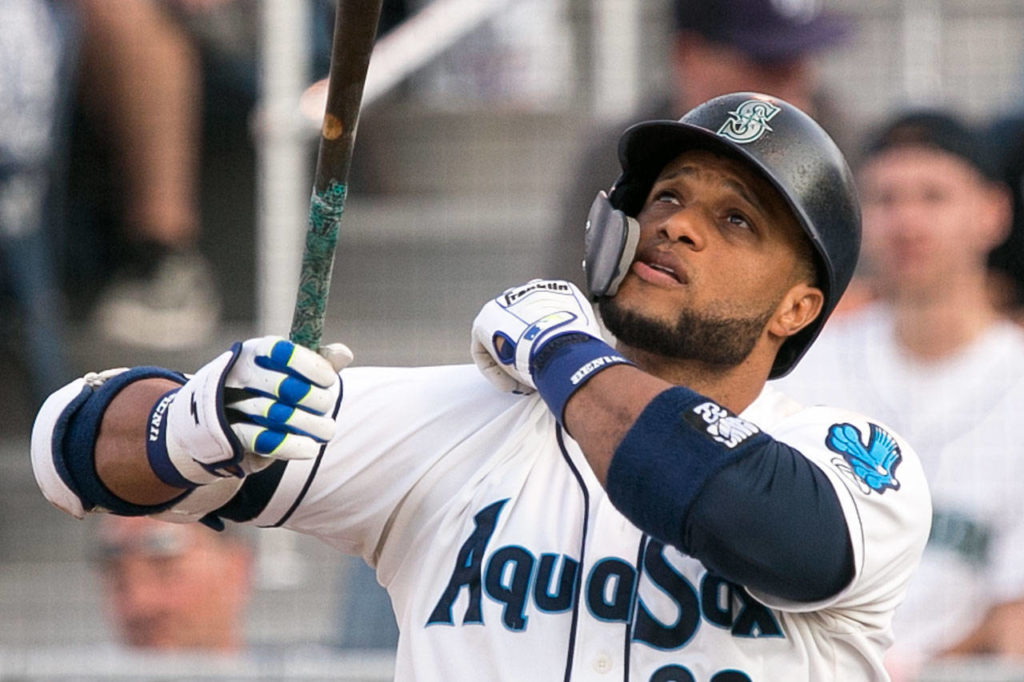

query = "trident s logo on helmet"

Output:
[[716, 100, 782, 144]]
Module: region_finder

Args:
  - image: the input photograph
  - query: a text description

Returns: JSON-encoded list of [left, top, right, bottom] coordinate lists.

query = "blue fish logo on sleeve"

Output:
[[826, 423, 902, 494]]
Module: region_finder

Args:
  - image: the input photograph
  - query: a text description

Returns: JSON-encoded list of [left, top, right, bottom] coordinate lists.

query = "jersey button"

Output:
[[593, 654, 612, 673]]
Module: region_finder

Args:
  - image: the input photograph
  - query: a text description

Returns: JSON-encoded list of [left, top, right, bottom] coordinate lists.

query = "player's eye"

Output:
[[725, 211, 754, 231], [652, 189, 681, 205]]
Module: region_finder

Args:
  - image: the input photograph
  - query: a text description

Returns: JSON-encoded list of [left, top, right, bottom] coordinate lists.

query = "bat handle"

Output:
[[289, 180, 348, 350]]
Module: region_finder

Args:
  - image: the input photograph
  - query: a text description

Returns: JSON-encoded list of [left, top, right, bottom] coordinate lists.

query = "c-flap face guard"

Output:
[[583, 190, 640, 299]]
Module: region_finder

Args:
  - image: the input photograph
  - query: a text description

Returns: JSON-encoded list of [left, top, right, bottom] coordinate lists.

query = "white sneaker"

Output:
[[93, 250, 221, 350]]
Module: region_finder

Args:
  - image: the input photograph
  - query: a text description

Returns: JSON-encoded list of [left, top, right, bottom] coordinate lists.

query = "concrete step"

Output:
[[353, 106, 595, 198]]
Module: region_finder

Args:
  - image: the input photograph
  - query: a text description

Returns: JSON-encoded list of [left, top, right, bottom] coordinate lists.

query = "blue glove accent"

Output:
[[494, 332, 517, 364], [269, 339, 296, 367], [60, 367, 191, 515], [254, 339, 319, 381], [255, 341, 295, 374], [254, 430, 287, 455], [531, 333, 634, 428], [278, 376, 313, 405], [246, 404, 317, 441], [144, 388, 198, 490], [267, 402, 295, 423], [605, 387, 771, 548]]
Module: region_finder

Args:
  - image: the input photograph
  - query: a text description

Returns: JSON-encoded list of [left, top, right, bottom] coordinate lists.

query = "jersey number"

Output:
[[651, 666, 751, 682]]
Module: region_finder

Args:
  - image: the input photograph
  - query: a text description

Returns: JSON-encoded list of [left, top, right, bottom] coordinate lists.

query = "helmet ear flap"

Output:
[[583, 191, 641, 299]]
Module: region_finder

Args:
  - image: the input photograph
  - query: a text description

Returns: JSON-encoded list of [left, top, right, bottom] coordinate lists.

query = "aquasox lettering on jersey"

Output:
[[425, 498, 783, 682], [244, 365, 930, 682]]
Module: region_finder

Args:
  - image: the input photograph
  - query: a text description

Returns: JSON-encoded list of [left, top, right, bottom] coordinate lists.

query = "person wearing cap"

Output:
[[95, 515, 253, 653], [668, 0, 849, 117], [776, 110, 1024, 675], [551, 0, 853, 287]]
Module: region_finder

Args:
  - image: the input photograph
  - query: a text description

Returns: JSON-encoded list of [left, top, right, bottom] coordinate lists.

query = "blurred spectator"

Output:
[[62, 0, 353, 349], [413, 0, 573, 109], [0, 0, 76, 406], [774, 110, 1024, 679], [550, 0, 853, 288], [95, 515, 254, 653], [69, 0, 219, 350]]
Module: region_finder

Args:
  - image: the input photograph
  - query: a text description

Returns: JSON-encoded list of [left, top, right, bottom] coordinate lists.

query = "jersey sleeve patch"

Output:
[[825, 422, 902, 495]]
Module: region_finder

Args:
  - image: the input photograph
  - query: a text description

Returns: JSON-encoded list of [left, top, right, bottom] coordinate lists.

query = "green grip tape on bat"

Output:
[[289, 180, 348, 350]]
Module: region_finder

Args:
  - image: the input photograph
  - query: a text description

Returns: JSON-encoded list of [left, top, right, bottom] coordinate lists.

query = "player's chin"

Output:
[[600, 289, 673, 334]]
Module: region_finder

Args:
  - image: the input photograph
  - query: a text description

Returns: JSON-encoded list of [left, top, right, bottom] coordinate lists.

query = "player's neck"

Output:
[[889, 279, 998, 361], [620, 345, 767, 414]]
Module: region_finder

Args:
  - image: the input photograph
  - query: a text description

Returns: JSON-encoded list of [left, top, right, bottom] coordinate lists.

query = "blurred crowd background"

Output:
[[3, 0, 1024, 680]]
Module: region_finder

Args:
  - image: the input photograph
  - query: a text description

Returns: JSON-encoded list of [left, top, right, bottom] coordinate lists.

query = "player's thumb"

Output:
[[319, 342, 354, 373]]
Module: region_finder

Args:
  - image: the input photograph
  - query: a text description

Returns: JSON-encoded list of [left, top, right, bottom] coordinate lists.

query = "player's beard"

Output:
[[598, 296, 775, 368]]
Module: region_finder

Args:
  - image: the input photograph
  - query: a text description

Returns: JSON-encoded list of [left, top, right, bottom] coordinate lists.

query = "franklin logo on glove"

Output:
[[503, 280, 570, 306]]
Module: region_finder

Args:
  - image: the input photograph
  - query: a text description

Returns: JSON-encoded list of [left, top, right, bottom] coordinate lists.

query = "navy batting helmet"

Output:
[[598, 91, 861, 378]]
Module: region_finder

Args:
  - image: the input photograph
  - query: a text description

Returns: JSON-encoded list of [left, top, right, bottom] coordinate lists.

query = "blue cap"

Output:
[[673, 0, 852, 61]]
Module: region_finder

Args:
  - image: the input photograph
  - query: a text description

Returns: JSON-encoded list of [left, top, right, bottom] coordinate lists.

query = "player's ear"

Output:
[[768, 283, 824, 341]]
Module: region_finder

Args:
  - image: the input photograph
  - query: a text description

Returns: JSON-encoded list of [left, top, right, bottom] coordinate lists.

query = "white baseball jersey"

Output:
[[231, 361, 929, 682], [775, 302, 1024, 662]]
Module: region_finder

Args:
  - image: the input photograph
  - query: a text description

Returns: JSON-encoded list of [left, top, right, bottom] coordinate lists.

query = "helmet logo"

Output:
[[717, 100, 782, 144]]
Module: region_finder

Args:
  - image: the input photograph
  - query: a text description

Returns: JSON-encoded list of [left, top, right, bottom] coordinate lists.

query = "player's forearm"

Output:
[[562, 365, 669, 483], [94, 378, 190, 506], [32, 337, 346, 521]]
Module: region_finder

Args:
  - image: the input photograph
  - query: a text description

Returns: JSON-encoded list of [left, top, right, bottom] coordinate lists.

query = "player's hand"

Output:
[[471, 280, 603, 394], [152, 336, 353, 487]]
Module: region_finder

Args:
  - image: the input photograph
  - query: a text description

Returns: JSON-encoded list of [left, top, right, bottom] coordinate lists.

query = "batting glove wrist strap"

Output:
[[145, 348, 246, 487], [532, 334, 633, 428], [146, 389, 197, 489]]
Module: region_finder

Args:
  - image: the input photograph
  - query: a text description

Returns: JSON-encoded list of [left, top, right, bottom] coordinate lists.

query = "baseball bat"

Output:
[[289, 0, 384, 350]]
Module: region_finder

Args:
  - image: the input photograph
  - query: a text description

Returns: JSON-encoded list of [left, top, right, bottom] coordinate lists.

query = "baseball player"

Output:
[[775, 110, 1024, 674], [31, 93, 930, 681]]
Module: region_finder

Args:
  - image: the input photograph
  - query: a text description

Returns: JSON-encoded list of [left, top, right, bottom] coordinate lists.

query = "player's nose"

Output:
[[657, 205, 708, 250]]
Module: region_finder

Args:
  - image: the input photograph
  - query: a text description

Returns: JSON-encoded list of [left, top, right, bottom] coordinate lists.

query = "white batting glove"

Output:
[[471, 280, 603, 394], [148, 336, 353, 488]]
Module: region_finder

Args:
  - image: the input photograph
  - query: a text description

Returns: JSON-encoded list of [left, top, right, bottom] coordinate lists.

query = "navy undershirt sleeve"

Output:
[[683, 443, 855, 602], [605, 387, 854, 603]]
